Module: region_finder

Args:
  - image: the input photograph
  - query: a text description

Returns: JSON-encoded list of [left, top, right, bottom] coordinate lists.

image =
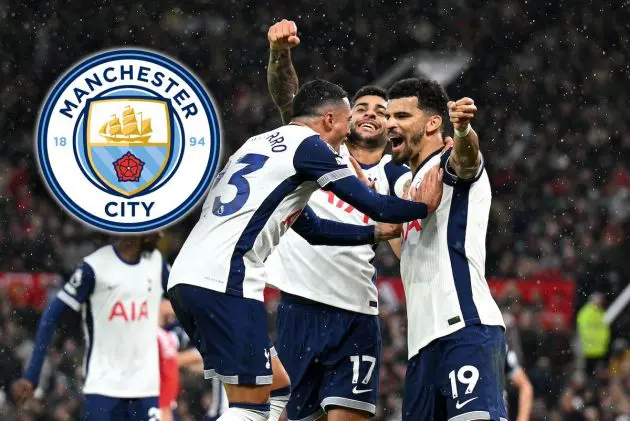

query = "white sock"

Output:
[[268, 387, 291, 421], [217, 406, 270, 421]]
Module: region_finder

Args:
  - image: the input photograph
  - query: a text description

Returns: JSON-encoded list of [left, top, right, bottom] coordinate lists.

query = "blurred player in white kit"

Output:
[[13, 234, 170, 421]]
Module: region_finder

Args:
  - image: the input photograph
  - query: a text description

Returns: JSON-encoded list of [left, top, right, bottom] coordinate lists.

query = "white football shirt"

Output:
[[168, 125, 354, 301], [57, 245, 168, 397], [400, 148, 505, 359], [266, 146, 410, 315]]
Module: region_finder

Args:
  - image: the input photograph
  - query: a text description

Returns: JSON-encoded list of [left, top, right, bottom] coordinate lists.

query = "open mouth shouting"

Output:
[[389, 131, 405, 154]]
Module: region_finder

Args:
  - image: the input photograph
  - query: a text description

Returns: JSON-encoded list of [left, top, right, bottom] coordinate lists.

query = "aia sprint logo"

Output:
[[36, 49, 222, 233], [109, 300, 148, 322]]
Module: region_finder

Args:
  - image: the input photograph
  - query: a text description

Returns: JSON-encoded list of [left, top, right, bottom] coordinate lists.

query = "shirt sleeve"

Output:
[[56, 262, 96, 312], [294, 136, 429, 223], [290, 205, 375, 246], [383, 159, 411, 198], [24, 297, 70, 385], [327, 176, 428, 223], [441, 148, 485, 187], [293, 135, 354, 188]]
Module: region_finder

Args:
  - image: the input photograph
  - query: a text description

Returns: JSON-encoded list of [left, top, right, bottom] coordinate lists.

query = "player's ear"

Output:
[[426, 114, 442, 134], [323, 112, 334, 131]]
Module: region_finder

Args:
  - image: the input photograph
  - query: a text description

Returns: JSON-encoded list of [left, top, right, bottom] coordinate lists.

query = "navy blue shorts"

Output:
[[83, 395, 158, 421], [402, 325, 508, 421], [169, 284, 273, 385], [275, 293, 381, 420]]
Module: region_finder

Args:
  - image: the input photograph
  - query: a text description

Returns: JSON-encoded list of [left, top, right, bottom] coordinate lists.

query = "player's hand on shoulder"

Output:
[[447, 97, 477, 130], [349, 156, 376, 190], [268, 19, 301, 50], [412, 165, 443, 213], [375, 223, 402, 242], [442, 136, 454, 153], [11, 378, 34, 407]]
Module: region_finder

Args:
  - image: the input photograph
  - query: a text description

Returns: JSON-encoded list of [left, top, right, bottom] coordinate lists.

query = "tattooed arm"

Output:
[[267, 19, 300, 124], [447, 98, 482, 179]]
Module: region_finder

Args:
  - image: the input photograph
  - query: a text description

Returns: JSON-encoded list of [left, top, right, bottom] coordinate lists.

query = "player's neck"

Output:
[[290, 119, 342, 152], [409, 137, 444, 174], [113, 240, 142, 264], [346, 143, 384, 166]]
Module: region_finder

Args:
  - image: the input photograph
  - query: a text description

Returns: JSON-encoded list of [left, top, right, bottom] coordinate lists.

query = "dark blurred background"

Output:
[[1, 1, 630, 420]]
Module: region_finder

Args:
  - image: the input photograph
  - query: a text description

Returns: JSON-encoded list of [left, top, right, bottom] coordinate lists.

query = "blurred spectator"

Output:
[[577, 292, 610, 376], [609, 338, 630, 377]]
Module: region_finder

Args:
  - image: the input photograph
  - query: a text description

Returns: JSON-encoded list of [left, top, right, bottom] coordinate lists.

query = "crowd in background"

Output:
[[1, 0, 629, 420], [2, 285, 630, 421]]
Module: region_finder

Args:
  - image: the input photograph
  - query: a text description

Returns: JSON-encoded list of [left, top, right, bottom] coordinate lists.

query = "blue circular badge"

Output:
[[36, 49, 222, 233]]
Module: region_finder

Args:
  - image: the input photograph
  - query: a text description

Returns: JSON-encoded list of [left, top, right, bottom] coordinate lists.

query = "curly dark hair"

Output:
[[387, 78, 449, 128], [351, 85, 387, 104]]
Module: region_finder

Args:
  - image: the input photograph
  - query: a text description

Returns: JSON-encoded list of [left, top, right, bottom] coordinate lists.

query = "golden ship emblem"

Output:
[[99, 105, 153, 143]]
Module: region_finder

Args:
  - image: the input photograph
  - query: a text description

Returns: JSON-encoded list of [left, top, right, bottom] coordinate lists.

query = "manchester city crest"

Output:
[[35, 49, 222, 233]]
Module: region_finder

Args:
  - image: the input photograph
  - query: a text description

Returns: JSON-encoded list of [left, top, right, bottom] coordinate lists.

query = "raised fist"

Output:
[[268, 19, 300, 50], [447, 97, 477, 131]]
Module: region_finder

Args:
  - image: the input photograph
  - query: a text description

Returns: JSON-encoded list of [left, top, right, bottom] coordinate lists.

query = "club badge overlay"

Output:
[[36, 49, 222, 233]]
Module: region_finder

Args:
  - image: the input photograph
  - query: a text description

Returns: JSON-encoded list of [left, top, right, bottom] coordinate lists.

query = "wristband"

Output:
[[454, 124, 471, 138]]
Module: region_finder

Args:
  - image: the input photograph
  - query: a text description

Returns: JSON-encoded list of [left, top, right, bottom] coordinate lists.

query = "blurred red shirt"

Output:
[[158, 327, 180, 409]]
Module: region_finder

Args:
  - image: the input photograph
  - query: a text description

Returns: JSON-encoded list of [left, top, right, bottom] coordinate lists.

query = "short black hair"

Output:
[[387, 78, 449, 122], [352, 85, 387, 104], [292, 79, 348, 118]]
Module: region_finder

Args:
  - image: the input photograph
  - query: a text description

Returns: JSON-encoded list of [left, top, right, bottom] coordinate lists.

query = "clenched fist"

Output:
[[447, 97, 477, 131], [375, 223, 402, 242], [268, 19, 300, 50]]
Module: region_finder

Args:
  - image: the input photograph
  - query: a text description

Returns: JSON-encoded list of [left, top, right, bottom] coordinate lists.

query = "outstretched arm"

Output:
[[11, 296, 71, 406], [23, 263, 95, 385], [328, 175, 439, 223], [14, 262, 95, 406], [291, 206, 401, 246], [448, 98, 482, 180], [267, 19, 300, 124], [294, 136, 443, 224], [23, 298, 70, 385]]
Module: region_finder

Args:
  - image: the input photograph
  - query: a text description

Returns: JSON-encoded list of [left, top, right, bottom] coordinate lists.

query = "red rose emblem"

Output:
[[113, 152, 145, 182]]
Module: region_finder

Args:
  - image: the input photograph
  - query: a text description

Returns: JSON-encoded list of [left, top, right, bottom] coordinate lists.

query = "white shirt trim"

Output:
[[317, 168, 353, 187], [57, 290, 81, 312]]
